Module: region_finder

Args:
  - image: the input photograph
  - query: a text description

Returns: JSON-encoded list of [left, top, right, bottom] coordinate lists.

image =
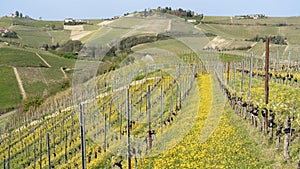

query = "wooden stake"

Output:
[[147, 85, 152, 150], [126, 88, 131, 169], [80, 104, 86, 169], [47, 132, 50, 169], [265, 37, 270, 131], [7, 139, 10, 169], [248, 53, 253, 98]]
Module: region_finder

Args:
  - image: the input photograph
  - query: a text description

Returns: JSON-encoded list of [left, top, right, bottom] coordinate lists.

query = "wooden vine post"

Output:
[[104, 113, 107, 152], [65, 131, 68, 163], [240, 61, 245, 93], [283, 116, 292, 160], [147, 85, 153, 150], [226, 62, 230, 85], [248, 52, 253, 98], [265, 37, 269, 132], [80, 104, 86, 169], [46, 132, 51, 169], [233, 63, 236, 91], [119, 104, 122, 140], [160, 70, 164, 131], [126, 87, 131, 169], [40, 135, 42, 169], [7, 138, 10, 169]]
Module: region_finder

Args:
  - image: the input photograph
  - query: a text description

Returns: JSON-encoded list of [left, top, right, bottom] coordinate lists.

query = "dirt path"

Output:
[[97, 20, 114, 26], [70, 31, 92, 40], [60, 67, 67, 78], [46, 31, 54, 44], [36, 52, 51, 68], [166, 20, 172, 31], [13, 67, 26, 99]]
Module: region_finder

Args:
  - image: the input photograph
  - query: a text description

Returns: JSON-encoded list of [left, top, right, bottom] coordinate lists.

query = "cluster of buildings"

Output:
[[235, 14, 266, 19], [64, 18, 87, 25], [0, 28, 17, 38]]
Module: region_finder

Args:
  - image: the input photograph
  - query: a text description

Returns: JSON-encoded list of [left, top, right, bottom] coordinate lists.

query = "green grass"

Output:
[[0, 47, 47, 67], [38, 51, 76, 68], [0, 17, 64, 29], [132, 39, 193, 54], [198, 24, 279, 40], [0, 66, 22, 110], [0, 46, 77, 109], [203, 16, 232, 23], [16, 66, 66, 98], [0, 17, 70, 47], [11, 25, 52, 48], [83, 24, 100, 31], [47, 30, 71, 44], [203, 16, 300, 26], [87, 27, 131, 45], [108, 16, 144, 28]]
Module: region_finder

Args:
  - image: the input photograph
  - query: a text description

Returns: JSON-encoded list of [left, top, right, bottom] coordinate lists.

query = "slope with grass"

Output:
[[0, 17, 70, 48], [198, 16, 300, 59], [0, 46, 77, 110], [0, 66, 22, 112]]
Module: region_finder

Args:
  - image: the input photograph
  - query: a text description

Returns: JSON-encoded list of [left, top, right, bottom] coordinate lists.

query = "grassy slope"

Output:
[[0, 46, 76, 106], [0, 47, 47, 67], [0, 66, 22, 110], [0, 17, 70, 48]]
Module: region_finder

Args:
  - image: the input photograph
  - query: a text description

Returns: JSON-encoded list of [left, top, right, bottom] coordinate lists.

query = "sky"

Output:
[[0, 0, 299, 20]]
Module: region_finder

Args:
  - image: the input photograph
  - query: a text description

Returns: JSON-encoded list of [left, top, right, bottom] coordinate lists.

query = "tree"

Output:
[[15, 11, 19, 17], [51, 24, 56, 30], [20, 13, 23, 18], [187, 10, 192, 17]]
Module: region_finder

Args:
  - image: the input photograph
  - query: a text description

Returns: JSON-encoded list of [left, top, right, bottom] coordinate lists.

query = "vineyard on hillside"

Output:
[[0, 11, 300, 169]]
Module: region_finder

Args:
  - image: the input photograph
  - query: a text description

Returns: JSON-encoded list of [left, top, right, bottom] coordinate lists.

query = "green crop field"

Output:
[[0, 66, 22, 111], [0, 47, 47, 67]]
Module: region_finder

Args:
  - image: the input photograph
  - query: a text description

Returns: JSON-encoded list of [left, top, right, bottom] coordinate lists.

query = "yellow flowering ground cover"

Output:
[[138, 75, 265, 168]]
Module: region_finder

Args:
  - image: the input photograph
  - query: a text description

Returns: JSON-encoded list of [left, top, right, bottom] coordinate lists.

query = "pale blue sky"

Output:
[[0, 0, 299, 20]]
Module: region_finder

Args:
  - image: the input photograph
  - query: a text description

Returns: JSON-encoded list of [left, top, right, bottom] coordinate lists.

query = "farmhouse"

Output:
[[0, 28, 10, 34], [64, 18, 74, 23], [235, 14, 265, 19], [64, 18, 87, 25], [187, 19, 197, 23], [0, 28, 17, 38], [8, 13, 16, 18]]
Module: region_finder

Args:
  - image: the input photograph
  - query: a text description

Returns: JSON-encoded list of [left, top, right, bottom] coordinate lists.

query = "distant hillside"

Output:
[[197, 16, 300, 58]]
